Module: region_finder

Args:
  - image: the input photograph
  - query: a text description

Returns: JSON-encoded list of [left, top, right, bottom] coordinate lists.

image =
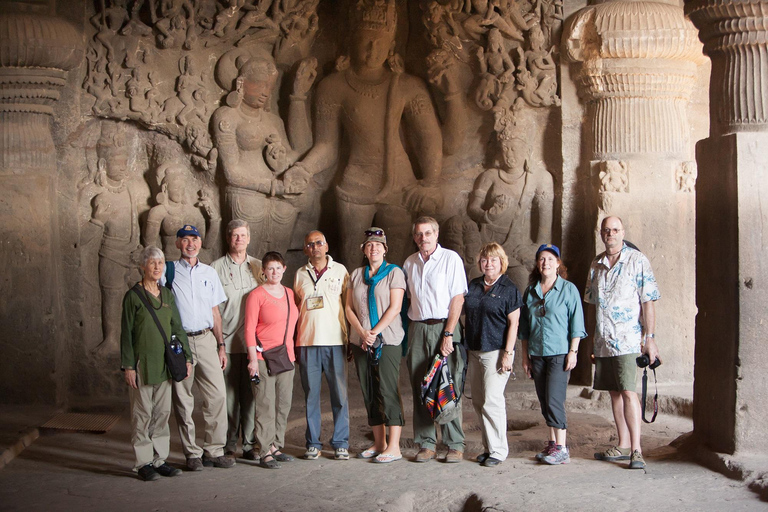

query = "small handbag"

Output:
[[421, 353, 461, 425], [131, 284, 188, 382], [256, 288, 294, 376]]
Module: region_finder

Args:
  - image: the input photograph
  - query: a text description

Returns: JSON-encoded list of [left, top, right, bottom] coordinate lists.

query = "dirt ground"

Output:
[[0, 368, 765, 512]]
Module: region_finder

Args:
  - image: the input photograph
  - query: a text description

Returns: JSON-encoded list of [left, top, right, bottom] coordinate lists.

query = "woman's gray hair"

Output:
[[141, 246, 165, 267]]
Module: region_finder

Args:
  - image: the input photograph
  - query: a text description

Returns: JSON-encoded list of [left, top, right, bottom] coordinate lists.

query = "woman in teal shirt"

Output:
[[519, 244, 586, 465], [121, 246, 192, 481]]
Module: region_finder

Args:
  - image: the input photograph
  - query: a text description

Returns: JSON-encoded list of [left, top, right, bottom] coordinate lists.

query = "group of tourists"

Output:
[[120, 214, 660, 480]]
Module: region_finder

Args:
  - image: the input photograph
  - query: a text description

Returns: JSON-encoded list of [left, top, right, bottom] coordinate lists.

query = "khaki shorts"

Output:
[[593, 354, 639, 392]]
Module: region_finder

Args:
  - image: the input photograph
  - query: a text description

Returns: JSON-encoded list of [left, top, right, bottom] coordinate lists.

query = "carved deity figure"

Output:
[[286, 0, 467, 265], [476, 28, 516, 109], [517, 22, 559, 107], [88, 123, 142, 352], [154, 0, 196, 49], [142, 163, 221, 261], [211, 53, 316, 257], [468, 113, 553, 290]]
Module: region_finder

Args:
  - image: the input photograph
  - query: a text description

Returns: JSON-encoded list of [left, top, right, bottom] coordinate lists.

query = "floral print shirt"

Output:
[[584, 244, 660, 357]]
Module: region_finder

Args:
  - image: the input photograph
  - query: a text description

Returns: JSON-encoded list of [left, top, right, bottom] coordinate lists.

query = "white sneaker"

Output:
[[303, 447, 320, 460], [334, 447, 349, 460]]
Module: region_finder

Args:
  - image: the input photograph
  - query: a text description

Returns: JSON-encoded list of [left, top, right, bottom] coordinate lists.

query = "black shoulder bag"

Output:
[[255, 288, 294, 376], [131, 284, 188, 382]]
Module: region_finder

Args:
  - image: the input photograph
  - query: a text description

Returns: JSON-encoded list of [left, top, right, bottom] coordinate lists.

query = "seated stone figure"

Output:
[[468, 113, 553, 291], [142, 162, 220, 261], [211, 52, 315, 257]]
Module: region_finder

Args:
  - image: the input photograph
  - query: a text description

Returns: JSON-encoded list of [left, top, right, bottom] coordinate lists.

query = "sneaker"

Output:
[[629, 450, 646, 469], [303, 446, 320, 460], [202, 455, 235, 468], [542, 446, 570, 465], [155, 463, 182, 477], [137, 464, 160, 481], [186, 457, 204, 471], [334, 447, 350, 460], [535, 441, 556, 461], [594, 446, 631, 461]]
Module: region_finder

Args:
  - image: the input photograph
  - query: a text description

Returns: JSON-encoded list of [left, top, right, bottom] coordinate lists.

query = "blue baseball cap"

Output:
[[176, 224, 201, 238], [536, 243, 561, 258]]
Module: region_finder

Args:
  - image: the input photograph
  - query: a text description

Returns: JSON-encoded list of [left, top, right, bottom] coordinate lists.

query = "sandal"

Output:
[[259, 454, 281, 469], [373, 453, 402, 464], [357, 448, 379, 459], [272, 451, 295, 462]]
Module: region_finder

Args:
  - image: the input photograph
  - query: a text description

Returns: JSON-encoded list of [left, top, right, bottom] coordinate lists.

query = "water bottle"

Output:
[[170, 334, 183, 355]]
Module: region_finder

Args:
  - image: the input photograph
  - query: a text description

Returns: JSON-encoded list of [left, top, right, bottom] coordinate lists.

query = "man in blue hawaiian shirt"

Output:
[[585, 216, 660, 470]]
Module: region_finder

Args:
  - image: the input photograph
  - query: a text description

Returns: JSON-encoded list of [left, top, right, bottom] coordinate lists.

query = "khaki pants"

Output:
[[224, 352, 257, 453], [252, 360, 294, 458], [172, 330, 227, 459], [129, 370, 172, 471], [468, 350, 511, 460]]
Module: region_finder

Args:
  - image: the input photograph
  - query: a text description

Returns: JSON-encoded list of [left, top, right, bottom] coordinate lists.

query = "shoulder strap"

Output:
[[165, 261, 175, 290], [282, 287, 290, 347], [131, 284, 170, 348]]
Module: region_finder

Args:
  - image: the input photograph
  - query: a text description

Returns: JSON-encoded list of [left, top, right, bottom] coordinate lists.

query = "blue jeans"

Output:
[[298, 345, 349, 449]]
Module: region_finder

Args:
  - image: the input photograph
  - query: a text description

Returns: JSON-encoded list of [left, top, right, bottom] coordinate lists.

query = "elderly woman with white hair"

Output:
[[121, 245, 192, 481]]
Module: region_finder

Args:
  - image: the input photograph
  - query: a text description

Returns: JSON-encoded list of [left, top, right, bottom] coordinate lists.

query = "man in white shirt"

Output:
[[167, 225, 234, 471], [403, 216, 468, 463]]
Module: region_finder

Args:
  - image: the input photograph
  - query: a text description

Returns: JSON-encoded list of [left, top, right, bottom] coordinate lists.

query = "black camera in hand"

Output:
[[251, 373, 260, 385], [636, 354, 661, 369]]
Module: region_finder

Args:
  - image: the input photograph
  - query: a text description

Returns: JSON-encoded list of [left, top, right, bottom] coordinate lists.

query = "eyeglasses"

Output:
[[537, 299, 546, 317], [305, 240, 326, 249], [365, 229, 384, 237], [601, 228, 622, 235]]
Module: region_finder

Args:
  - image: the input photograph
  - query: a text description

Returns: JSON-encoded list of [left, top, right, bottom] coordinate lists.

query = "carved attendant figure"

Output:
[[211, 53, 315, 257]]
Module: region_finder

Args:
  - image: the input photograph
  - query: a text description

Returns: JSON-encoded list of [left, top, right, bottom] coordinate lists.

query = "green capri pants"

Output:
[[351, 343, 405, 427]]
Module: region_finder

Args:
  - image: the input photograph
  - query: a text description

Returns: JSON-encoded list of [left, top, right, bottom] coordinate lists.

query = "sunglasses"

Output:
[[365, 229, 384, 237], [305, 240, 326, 249], [537, 299, 546, 317]]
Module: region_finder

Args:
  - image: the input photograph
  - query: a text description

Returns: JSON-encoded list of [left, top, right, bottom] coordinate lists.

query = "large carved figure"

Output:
[[468, 109, 553, 290], [287, 0, 467, 265], [142, 162, 221, 261], [87, 123, 143, 351], [212, 52, 315, 257]]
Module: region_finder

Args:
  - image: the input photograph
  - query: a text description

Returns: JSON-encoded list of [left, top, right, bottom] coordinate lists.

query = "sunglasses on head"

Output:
[[365, 229, 384, 237]]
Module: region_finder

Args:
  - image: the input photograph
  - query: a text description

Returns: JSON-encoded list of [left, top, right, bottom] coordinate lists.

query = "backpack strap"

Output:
[[165, 260, 175, 290]]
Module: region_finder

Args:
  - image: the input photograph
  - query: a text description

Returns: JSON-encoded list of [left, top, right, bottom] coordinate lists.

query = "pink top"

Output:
[[244, 286, 298, 361]]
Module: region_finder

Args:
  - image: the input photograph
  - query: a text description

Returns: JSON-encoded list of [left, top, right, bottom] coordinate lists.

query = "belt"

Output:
[[186, 328, 211, 337], [414, 318, 445, 325]]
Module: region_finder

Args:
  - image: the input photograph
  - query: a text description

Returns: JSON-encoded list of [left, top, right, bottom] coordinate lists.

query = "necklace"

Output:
[[141, 281, 163, 310], [345, 70, 389, 99], [103, 177, 126, 194], [483, 275, 501, 287]]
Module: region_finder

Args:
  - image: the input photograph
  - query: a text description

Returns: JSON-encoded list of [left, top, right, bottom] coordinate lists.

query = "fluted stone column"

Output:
[[565, 0, 704, 383], [0, 10, 83, 403], [686, 0, 768, 456]]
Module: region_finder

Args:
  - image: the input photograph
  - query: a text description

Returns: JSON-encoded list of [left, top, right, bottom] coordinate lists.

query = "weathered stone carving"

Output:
[[212, 51, 315, 258], [143, 162, 221, 261], [686, 0, 768, 134], [676, 161, 697, 193], [467, 107, 553, 291], [598, 160, 629, 194]]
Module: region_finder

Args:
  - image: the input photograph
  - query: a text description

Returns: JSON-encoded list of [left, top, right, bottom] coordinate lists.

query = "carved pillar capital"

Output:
[[565, 1, 703, 158], [685, 0, 768, 134]]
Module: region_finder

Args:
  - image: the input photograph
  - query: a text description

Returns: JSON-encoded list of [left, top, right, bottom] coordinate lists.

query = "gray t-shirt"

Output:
[[348, 266, 406, 346]]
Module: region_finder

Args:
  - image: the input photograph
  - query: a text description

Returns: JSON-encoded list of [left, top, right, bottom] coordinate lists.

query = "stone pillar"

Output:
[[0, 9, 83, 403], [565, 0, 704, 383], [686, 0, 768, 456]]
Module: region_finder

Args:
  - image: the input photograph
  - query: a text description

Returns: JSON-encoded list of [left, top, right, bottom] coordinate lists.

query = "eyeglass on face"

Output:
[[602, 228, 622, 235], [365, 229, 384, 237], [305, 240, 326, 249]]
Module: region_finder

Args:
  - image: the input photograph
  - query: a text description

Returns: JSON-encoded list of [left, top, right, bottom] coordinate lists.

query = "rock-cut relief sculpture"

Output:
[[142, 162, 221, 261], [468, 107, 553, 291], [212, 52, 316, 258], [285, 0, 468, 266]]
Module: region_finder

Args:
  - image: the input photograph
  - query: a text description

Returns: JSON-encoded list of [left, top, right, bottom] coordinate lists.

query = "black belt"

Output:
[[186, 328, 211, 337], [415, 318, 445, 325]]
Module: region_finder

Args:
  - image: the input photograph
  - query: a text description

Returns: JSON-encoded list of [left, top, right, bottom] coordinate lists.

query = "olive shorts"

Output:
[[593, 353, 639, 392]]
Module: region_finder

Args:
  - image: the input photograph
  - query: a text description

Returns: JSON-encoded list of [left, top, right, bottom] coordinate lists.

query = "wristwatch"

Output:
[[218, 343, 226, 348], [443, 331, 453, 338], [569, 349, 578, 354]]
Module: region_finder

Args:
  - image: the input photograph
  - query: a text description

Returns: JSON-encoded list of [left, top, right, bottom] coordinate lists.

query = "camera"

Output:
[[636, 354, 661, 370], [251, 373, 261, 385]]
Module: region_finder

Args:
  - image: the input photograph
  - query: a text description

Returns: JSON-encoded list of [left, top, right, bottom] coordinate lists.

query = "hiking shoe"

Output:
[[334, 447, 350, 460], [414, 448, 436, 463], [535, 441, 556, 461], [444, 449, 463, 463], [542, 446, 570, 465], [594, 446, 631, 461], [186, 457, 204, 471], [137, 464, 160, 481], [303, 446, 320, 460], [202, 455, 235, 468], [629, 450, 646, 469], [155, 463, 182, 477]]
